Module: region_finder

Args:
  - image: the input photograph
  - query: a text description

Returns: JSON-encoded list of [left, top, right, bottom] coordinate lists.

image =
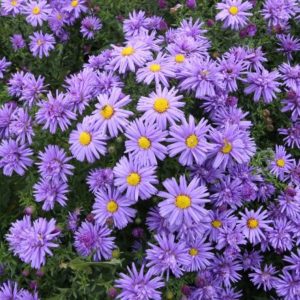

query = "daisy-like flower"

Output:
[[216, 0, 253, 30], [178, 57, 224, 99], [86, 168, 114, 194], [92, 186, 136, 229], [113, 156, 158, 201], [284, 249, 300, 276], [110, 41, 152, 74], [69, 117, 107, 163], [0, 102, 16, 139], [0, 281, 20, 299], [10, 34, 26, 51], [279, 63, 300, 90], [158, 175, 209, 227], [269, 145, 294, 180], [123, 10, 148, 37], [33, 178, 69, 211], [136, 53, 176, 88], [146, 233, 190, 279], [63, 0, 87, 19], [74, 221, 115, 261], [29, 31, 55, 58], [276, 270, 300, 300], [92, 88, 133, 138], [24, 0, 51, 27], [137, 85, 184, 130], [209, 124, 256, 169], [277, 33, 300, 61], [0, 139, 33, 176], [0, 57, 11, 79], [281, 89, 300, 121], [36, 145, 74, 182], [238, 207, 272, 244], [279, 123, 300, 149], [278, 186, 300, 219], [95, 71, 124, 96], [125, 118, 168, 166], [244, 69, 281, 103], [36, 91, 76, 134], [80, 16, 102, 39], [1, 0, 25, 15], [167, 115, 212, 166], [115, 263, 164, 300]]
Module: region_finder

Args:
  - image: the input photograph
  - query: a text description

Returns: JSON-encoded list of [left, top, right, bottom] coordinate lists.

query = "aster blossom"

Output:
[[80, 16, 102, 39], [29, 31, 55, 58], [86, 168, 114, 194], [0, 57, 11, 79], [24, 0, 51, 27]]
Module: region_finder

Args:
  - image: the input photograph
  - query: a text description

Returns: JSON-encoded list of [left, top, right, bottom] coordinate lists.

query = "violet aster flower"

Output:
[[136, 52, 176, 88], [125, 118, 168, 166], [74, 221, 115, 261], [284, 249, 300, 276], [93, 186, 136, 229], [95, 71, 124, 96], [276, 270, 300, 300], [277, 33, 300, 61], [69, 116, 107, 163], [29, 31, 55, 58], [146, 207, 170, 234], [158, 175, 209, 227], [0, 281, 21, 299], [24, 0, 51, 26], [239, 250, 263, 271], [146, 233, 190, 279], [1, 0, 25, 15], [92, 87, 133, 138], [36, 91, 76, 134], [80, 16, 102, 39], [249, 264, 278, 292], [269, 145, 294, 180], [110, 41, 152, 74], [123, 10, 147, 37], [0, 139, 33, 176], [279, 63, 300, 90], [137, 85, 184, 130], [219, 288, 242, 300], [278, 186, 300, 219], [8, 71, 27, 97], [113, 156, 158, 201], [216, 0, 253, 30], [33, 178, 69, 211], [282, 89, 300, 121], [63, 0, 87, 19], [0, 102, 17, 139], [0, 57, 11, 79], [178, 57, 224, 99], [86, 168, 114, 194], [10, 34, 25, 51], [67, 208, 81, 232], [290, 160, 300, 186], [244, 69, 281, 103], [167, 115, 212, 166], [279, 122, 300, 148], [37, 145, 74, 182], [115, 263, 164, 300], [238, 207, 272, 244]]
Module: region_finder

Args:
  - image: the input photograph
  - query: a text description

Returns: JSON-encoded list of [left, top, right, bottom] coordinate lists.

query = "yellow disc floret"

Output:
[[138, 136, 151, 150], [186, 134, 198, 149], [189, 248, 199, 256], [71, 0, 78, 8], [211, 220, 222, 228], [32, 6, 40, 14], [121, 46, 135, 56], [149, 64, 161, 72], [222, 139, 232, 154], [106, 200, 118, 213], [153, 98, 169, 113], [127, 172, 141, 186], [175, 194, 191, 209], [276, 158, 285, 167], [175, 54, 185, 63], [11, 0, 17, 6], [100, 105, 114, 119], [229, 6, 239, 15], [247, 218, 259, 229], [79, 131, 91, 146]]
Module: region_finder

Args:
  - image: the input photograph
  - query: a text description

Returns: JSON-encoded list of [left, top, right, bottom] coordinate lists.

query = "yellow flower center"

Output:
[[201, 70, 209, 76], [175, 54, 185, 63], [149, 64, 161, 72], [247, 218, 259, 229], [276, 158, 285, 167], [126, 172, 141, 186], [106, 200, 118, 213], [79, 131, 91, 146], [211, 220, 222, 228], [222, 139, 232, 154], [229, 6, 239, 15], [71, 0, 78, 7], [57, 13, 62, 20], [153, 98, 169, 113], [32, 6, 40, 14], [186, 134, 198, 149], [37, 39, 43, 46], [11, 0, 17, 6], [138, 136, 151, 150], [121, 46, 135, 56], [189, 248, 198, 256], [175, 195, 191, 209], [100, 105, 114, 119]]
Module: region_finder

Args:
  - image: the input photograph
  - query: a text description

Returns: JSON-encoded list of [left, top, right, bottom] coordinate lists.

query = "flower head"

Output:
[[29, 31, 55, 58]]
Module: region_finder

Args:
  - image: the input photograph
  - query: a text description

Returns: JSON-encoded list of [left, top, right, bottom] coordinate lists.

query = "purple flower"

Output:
[[10, 34, 25, 51], [158, 175, 209, 227], [278, 186, 300, 219], [0, 139, 33, 176], [123, 10, 147, 37], [0, 281, 20, 299], [277, 33, 300, 61], [29, 31, 55, 58], [113, 156, 158, 201], [284, 249, 300, 276], [24, 0, 51, 27], [281, 89, 300, 121], [37, 145, 74, 182], [63, 0, 87, 19], [8, 71, 27, 97], [0, 102, 17, 139], [239, 250, 262, 271], [216, 0, 253, 30], [80, 16, 102, 39], [276, 270, 300, 300], [244, 69, 281, 103], [95, 71, 124, 96], [168, 115, 212, 166], [125, 118, 168, 166], [137, 85, 184, 130], [93, 186, 136, 229], [279, 63, 300, 90], [0, 57, 11, 79], [1, 0, 25, 15], [87, 168, 114, 194], [74, 221, 115, 261], [115, 263, 164, 300], [249, 264, 278, 292], [279, 122, 300, 148], [69, 117, 107, 163], [146, 233, 190, 279], [67, 208, 81, 232]]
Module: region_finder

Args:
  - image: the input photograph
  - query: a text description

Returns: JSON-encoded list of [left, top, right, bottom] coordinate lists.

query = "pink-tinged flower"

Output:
[[29, 31, 55, 58], [137, 85, 184, 130], [24, 0, 51, 27], [113, 156, 158, 202], [92, 87, 133, 138], [168, 115, 212, 166], [158, 175, 209, 227], [238, 207, 272, 244], [69, 117, 107, 163]]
